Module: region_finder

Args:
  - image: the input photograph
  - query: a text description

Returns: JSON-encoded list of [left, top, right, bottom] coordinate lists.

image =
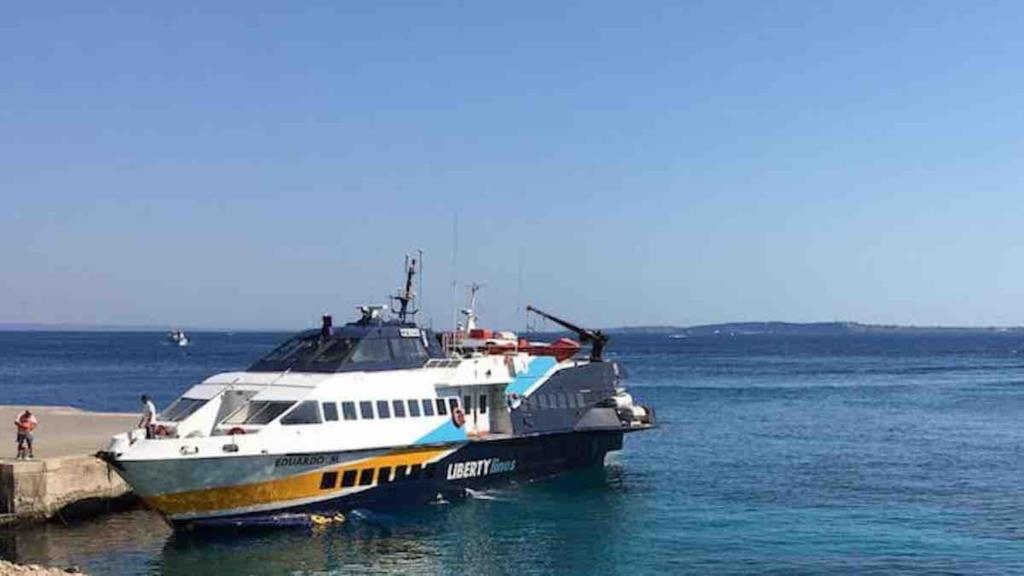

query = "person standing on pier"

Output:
[[14, 409, 37, 460], [140, 395, 158, 439]]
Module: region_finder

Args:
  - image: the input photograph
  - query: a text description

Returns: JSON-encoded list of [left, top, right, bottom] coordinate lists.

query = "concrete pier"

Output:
[[0, 406, 137, 524]]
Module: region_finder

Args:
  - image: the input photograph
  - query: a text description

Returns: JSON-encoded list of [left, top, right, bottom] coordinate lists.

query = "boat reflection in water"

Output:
[[0, 465, 635, 575], [160, 465, 632, 576]]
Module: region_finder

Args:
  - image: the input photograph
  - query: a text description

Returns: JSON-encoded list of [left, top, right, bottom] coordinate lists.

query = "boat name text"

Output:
[[274, 454, 341, 467], [446, 458, 516, 480]]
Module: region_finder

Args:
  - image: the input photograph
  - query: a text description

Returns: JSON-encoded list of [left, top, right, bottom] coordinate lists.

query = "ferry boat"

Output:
[[101, 256, 655, 529]]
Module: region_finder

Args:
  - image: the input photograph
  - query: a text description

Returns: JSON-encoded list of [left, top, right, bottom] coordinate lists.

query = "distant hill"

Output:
[[606, 322, 1024, 336]]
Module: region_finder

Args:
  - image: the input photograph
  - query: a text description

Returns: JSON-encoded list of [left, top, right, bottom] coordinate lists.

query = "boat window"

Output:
[[408, 399, 421, 417], [435, 398, 448, 416], [421, 399, 435, 416], [161, 398, 207, 422], [409, 463, 422, 479], [575, 393, 586, 407], [247, 336, 322, 372], [448, 398, 459, 413], [392, 400, 406, 418], [538, 395, 549, 409], [388, 337, 428, 364], [323, 402, 339, 422], [341, 470, 357, 488], [216, 390, 259, 422], [341, 401, 357, 421], [281, 401, 322, 425], [223, 401, 296, 425], [463, 395, 473, 411], [319, 472, 337, 490], [308, 337, 358, 369], [349, 338, 392, 364], [559, 393, 569, 409], [376, 400, 391, 419], [359, 401, 374, 419], [395, 464, 408, 479], [359, 469, 374, 486], [479, 394, 488, 414], [378, 466, 392, 484]]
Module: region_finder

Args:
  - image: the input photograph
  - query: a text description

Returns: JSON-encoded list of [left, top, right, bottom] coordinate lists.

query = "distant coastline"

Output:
[[0, 323, 288, 333], [607, 322, 1024, 336], [3, 320, 1024, 336]]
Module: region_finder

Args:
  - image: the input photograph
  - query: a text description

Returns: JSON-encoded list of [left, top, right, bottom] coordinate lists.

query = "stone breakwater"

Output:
[[0, 559, 85, 575], [0, 406, 137, 524]]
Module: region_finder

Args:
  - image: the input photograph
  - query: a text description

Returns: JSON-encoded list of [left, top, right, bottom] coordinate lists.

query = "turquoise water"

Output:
[[3, 331, 1024, 574]]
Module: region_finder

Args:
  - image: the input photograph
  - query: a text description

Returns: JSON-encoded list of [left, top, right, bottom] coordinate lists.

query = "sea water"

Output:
[[3, 331, 1024, 574]]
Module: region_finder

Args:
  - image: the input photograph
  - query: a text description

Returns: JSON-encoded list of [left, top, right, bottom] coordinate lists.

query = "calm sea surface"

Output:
[[3, 331, 1024, 574]]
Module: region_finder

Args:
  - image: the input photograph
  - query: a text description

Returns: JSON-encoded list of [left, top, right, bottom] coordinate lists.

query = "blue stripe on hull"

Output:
[[505, 356, 557, 396], [415, 419, 468, 444]]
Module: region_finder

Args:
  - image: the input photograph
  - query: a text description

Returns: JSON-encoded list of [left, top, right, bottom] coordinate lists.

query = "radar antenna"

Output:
[[393, 251, 421, 324], [526, 305, 608, 362]]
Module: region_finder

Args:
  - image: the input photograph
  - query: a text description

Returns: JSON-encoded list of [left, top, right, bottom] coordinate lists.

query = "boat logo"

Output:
[[446, 458, 516, 480]]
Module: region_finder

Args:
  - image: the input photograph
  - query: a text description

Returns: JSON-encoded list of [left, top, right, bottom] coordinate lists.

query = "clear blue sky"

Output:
[[3, 1, 1024, 330]]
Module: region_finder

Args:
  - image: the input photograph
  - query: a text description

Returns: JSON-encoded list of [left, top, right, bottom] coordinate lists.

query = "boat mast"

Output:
[[393, 252, 421, 324]]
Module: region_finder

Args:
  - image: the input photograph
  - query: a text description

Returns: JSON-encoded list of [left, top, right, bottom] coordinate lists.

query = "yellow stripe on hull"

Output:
[[146, 446, 453, 518]]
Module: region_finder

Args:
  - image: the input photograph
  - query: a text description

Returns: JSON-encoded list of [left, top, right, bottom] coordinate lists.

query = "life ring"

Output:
[[228, 427, 246, 436], [452, 407, 466, 428]]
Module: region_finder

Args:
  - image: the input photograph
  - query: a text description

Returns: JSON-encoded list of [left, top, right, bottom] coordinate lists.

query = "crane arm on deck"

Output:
[[526, 305, 608, 362]]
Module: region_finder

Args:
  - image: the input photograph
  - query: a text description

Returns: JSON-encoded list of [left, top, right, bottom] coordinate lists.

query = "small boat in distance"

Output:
[[168, 330, 189, 347]]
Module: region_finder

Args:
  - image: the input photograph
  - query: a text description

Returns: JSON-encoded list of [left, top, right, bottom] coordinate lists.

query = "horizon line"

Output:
[[3, 320, 1024, 333]]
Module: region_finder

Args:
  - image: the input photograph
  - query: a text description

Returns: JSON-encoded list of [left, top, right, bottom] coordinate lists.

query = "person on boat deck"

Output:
[[140, 395, 158, 439], [14, 409, 37, 460]]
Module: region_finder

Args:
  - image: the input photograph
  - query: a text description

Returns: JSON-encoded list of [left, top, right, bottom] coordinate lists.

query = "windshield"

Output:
[[160, 398, 208, 422], [247, 332, 429, 372], [222, 401, 296, 425], [247, 336, 322, 371], [248, 335, 357, 372]]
